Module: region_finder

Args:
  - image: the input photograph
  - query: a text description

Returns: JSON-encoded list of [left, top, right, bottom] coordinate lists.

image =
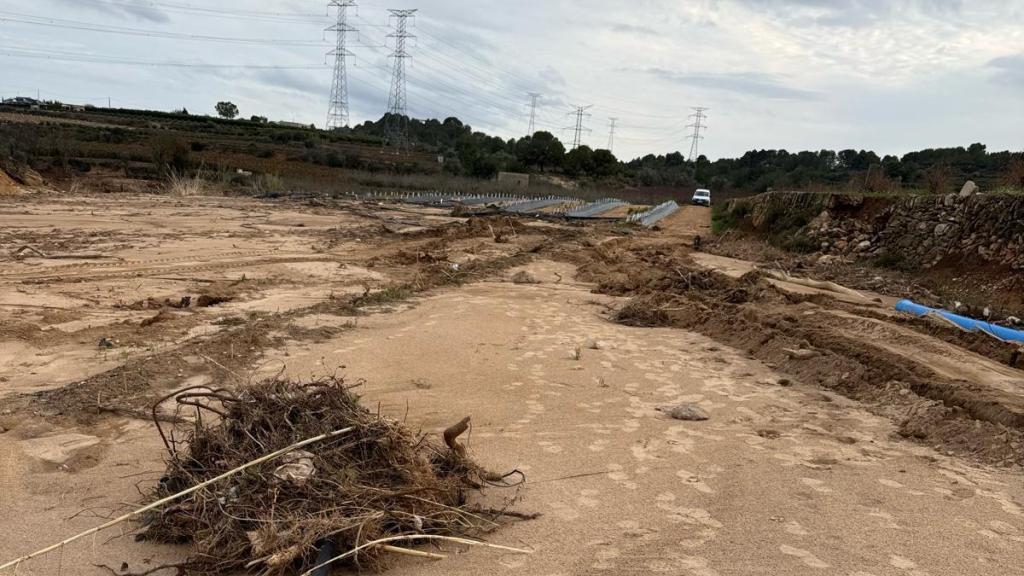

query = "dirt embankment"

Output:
[[715, 190, 1024, 316], [568, 240, 1024, 467], [719, 190, 1024, 269]]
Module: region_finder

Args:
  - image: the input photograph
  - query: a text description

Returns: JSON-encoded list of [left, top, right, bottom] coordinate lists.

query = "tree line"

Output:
[[347, 114, 1024, 195]]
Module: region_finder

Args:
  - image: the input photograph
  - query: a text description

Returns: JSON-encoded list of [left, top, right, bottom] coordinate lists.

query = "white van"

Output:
[[692, 189, 711, 207]]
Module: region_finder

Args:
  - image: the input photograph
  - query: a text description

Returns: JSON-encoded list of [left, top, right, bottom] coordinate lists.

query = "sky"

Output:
[[1, 0, 1022, 161]]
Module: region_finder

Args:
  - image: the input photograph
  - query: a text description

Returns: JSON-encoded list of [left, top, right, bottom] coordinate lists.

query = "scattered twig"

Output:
[[0, 428, 356, 572], [300, 535, 532, 576]]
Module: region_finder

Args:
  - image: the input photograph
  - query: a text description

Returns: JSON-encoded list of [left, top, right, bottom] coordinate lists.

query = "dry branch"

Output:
[[0, 427, 354, 572]]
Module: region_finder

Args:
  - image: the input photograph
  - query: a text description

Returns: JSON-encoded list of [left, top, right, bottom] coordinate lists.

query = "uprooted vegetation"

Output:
[[138, 378, 521, 575], [573, 241, 1024, 466]]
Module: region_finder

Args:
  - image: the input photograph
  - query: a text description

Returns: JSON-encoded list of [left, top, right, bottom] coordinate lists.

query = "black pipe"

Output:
[[311, 538, 337, 576]]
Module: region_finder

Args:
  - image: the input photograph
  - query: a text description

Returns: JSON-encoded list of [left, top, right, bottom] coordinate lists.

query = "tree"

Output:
[[215, 101, 239, 119], [1001, 155, 1024, 190], [591, 149, 620, 178], [514, 131, 565, 171], [563, 146, 595, 178], [250, 115, 268, 123]]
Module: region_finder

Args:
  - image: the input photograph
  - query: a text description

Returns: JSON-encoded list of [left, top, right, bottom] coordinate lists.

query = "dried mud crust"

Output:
[[571, 240, 1024, 467], [0, 217, 572, 427]]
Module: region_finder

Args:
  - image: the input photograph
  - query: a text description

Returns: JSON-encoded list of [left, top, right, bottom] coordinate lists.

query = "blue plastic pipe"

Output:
[[895, 300, 1024, 344]]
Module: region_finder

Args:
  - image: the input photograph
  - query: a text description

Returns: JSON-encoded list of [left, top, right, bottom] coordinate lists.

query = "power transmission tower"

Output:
[[686, 106, 709, 161], [565, 105, 593, 150], [385, 8, 417, 147], [326, 0, 358, 130], [607, 117, 619, 153], [526, 92, 541, 135]]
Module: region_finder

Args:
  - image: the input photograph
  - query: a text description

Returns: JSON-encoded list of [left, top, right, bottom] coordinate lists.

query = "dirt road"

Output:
[[2, 197, 1023, 576]]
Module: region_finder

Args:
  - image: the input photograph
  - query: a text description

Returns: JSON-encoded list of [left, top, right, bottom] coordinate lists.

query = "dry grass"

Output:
[[166, 170, 208, 197], [139, 378, 518, 575]]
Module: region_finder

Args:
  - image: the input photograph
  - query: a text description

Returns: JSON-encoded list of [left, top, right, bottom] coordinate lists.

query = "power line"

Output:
[[565, 105, 593, 150], [385, 9, 417, 147], [70, 0, 328, 23], [687, 107, 709, 161], [0, 11, 329, 46], [326, 0, 357, 130], [0, 45, 328, 69]]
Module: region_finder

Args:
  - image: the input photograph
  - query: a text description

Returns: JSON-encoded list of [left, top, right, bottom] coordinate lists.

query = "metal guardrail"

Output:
[[627, 201, 680, 227], [567, 198, 628, 218]]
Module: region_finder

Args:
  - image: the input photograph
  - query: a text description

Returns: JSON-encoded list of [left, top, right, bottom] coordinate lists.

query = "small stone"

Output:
[[855, 240, 872, 252], [784, 348, 818, 360], [657, 403, 710, 421]]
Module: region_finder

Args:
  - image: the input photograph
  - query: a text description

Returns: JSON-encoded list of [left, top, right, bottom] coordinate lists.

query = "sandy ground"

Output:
[[2, 198, 1024, 576]]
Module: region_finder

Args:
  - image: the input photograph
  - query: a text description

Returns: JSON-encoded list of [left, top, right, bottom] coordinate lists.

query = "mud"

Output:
[[572, 232, 1024, 466], [3, 196, 1024, 576]]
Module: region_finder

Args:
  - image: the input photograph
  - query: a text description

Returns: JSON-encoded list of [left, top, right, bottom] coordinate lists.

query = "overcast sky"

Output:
[[1, 0, 1022, 160]]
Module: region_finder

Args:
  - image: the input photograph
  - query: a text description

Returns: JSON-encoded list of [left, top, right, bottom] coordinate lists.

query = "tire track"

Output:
[[0, 254, 348, 284]]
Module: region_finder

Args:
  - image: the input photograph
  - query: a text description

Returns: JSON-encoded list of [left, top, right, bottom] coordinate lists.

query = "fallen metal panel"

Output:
[[567, 199, 628, 218], [628, 201, 680, 227]]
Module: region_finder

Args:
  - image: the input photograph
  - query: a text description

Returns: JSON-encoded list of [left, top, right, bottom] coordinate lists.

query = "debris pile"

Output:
[[140, 378, 515, 575]]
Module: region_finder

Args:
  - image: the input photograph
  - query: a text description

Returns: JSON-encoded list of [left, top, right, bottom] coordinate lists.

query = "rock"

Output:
[[808, 210, 832, 231], [657, 403, 709, 421], [22, 167, 44, 186], [855, 240, 872, 252], [959, 180, 979, 198], [934, 223, 953, 236], [20, 433, 101, 466], [784, 348, 819, 360]]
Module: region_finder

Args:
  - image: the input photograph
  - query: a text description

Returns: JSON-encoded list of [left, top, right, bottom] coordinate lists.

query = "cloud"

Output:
[[609, 23, 660, 36], [47, 0, 170, 23], [255, 69, 326, 96], [538, 66, 566, 88], [733, 0, 965, 27], [988, 54, 1024, 87], [642, 67, 819, 100]]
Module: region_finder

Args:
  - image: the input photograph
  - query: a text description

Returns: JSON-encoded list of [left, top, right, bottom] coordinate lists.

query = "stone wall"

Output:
[[722, 191, 1024, 270]]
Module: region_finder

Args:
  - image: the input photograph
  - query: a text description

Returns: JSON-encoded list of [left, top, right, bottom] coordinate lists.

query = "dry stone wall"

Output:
[[723, 191, 1024, 270]]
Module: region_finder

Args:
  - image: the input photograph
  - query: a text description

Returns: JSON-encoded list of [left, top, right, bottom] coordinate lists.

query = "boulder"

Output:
[[959, 180, 979, 198]]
